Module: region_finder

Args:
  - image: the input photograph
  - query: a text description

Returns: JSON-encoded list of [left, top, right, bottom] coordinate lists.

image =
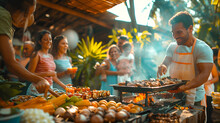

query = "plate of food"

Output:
[[10, 95, 35, 104]]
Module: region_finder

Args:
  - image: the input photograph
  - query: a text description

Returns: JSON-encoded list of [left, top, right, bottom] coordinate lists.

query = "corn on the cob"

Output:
[[49, 94, 68, 108], [14, 96, 46, 108]]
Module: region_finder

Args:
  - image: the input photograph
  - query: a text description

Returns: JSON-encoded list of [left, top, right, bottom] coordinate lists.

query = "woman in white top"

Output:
[[204, 49, 219, 123]]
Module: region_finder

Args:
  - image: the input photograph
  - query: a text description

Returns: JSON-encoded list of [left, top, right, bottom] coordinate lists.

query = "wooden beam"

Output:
[[37, 0, 113, 29]]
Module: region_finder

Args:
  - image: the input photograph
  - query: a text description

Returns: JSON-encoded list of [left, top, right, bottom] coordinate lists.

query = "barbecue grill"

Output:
[[110, 79, 187, 107]]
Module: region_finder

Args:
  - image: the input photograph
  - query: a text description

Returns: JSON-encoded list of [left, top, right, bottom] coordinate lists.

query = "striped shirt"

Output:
[[35, 53, 56, 85]]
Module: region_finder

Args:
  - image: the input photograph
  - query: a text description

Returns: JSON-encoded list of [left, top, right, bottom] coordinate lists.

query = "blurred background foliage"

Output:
[[149, 0, 219, 47]]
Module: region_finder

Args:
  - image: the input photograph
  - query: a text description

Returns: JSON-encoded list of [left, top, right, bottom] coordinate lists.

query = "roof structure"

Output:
[[14, 0, 126, 43]]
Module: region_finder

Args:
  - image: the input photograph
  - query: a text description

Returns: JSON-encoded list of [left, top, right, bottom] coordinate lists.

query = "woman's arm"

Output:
[[57, 56, 75, 79], [105, 60, 128, 75], [28, 53, 56, 77], [105, 70, 128, 75], [0, 35, 41, 83], [95, 59, 108, 76], [19, 57, 30, 67], [205, 64, 219, 85], [68, 57, 75, 79], [0, 35, 50, 93], [53, 76, 66, 89], [57, 71, 66, 78]]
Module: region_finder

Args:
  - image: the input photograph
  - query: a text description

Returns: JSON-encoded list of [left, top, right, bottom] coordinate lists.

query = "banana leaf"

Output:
[[0, 76, 25, 101]]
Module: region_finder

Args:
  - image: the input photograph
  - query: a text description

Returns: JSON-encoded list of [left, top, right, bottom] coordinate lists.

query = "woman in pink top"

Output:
[[27, 30, 66, 95]]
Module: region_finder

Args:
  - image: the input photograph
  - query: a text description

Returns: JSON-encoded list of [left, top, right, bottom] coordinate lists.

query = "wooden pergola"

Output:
[[14, 0, 126, 42]]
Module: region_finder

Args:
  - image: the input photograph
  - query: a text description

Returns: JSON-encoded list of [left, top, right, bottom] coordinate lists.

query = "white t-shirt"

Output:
[[166, 39, 213, 102], [166, 38, 213, 76]]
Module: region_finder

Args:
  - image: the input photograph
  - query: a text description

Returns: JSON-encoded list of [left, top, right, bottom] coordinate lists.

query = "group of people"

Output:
[[96, 11, 219, 123], [2, 30, 76, 95], [0, 0, 49, 94], [0, 0, 78, 95], [95, 36, 135, 95], [26, 31, 76, 95], [0, 0, 219, 122]]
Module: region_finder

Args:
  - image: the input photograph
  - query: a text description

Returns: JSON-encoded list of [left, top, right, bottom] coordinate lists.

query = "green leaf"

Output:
[[0, 77, 25, 101], [69, 36, 108, 87], [198, 23, 211, 41]]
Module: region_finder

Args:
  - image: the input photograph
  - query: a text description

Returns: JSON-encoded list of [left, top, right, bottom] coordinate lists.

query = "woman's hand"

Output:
[[66, 69, 75, 74], [204, 80, 212, 85], [32, 78, 50, 93]]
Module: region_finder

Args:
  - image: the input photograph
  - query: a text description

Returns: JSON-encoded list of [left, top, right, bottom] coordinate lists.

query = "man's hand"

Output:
[[157, 64, 167, 77], [168, 85, 187, 93], [32, 78, 50, 94]]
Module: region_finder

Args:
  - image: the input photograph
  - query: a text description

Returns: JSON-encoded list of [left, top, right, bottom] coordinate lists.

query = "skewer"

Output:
[[65, 118, 69, 122], [48, 88, 60, 97]]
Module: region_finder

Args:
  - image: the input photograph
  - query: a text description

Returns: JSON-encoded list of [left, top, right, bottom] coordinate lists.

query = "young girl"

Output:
[[51, 35, 76, 91], [27, 30, 66, 95], [117, 42, 134, 83]]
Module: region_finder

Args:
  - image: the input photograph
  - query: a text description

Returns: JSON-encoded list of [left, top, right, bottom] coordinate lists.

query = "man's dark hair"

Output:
[[212, 48, 219, 57], [168, 11, 193, 29], [118, 35, 128, 41]]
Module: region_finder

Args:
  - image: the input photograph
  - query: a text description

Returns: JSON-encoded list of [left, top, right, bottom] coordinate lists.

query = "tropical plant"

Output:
[[69, 36, 108, 88], [149, 0, 177, 30], [189, 0, 220, 47], [108, 28, 157, 48], [107, 28, 133, 46]]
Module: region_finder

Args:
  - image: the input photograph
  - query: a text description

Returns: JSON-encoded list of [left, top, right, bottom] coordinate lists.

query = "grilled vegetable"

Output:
[[49, 94, 69, 108]]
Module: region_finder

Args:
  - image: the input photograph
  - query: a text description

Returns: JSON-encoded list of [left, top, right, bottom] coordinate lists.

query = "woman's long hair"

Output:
[[34, 30, 51, 52], [51, 35, 66, 57], [3, 0, 36, 14]]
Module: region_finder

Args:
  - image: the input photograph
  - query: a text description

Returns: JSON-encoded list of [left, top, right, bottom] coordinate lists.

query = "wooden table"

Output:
[[212, 108, 220, 123], [169, 106, 205, 123]]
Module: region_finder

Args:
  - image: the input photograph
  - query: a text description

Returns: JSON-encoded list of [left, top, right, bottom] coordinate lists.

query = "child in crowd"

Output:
[[117, 42, 134, 83]]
